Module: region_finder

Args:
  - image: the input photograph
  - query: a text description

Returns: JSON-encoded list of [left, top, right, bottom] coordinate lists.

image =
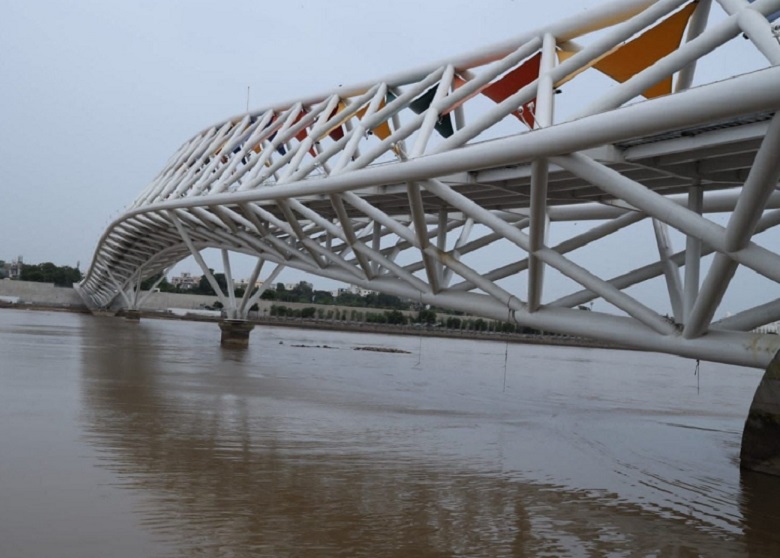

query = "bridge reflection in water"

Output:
[[70, 314, 779, 556]]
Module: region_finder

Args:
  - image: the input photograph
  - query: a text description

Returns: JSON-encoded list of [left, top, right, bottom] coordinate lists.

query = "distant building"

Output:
[[3, 257, 23, 280], [755, 321, 780, 334], [235, 278, 266, 291], [337, 285, 374, 297], [280, 281, 312, 291], [170, 271, 199, 290]]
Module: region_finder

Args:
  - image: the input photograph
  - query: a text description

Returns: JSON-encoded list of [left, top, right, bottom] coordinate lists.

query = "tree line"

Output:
[[266, 304, 548, 334], [2, 261, 83, 287], [143, 273, 411, 310], [6, 262, 551, 335]]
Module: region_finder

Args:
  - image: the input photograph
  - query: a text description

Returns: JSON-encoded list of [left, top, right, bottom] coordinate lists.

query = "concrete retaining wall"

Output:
[[0, 280, 457, 323], [140, 291, 222, 310], [0, 279, 85, 307], [0, 281, 389, 318], [0, 281, 225, 312]]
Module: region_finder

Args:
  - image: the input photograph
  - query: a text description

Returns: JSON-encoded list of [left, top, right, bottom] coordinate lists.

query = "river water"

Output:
[[1, 309, 780, 557]]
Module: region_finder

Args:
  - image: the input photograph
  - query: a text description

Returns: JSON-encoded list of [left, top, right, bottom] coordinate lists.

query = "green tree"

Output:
[[312, 290, 333, 305], [192, 271, 227, 296], [417, 308, 437, 325], [367, 292, 408, 309], [335, 291, 362, 307], [300, 307, 316, 319], [385, 310, 407, 325], [19, 262, 82, 287], [260, 289, 276, 300], [140, 273, 177, 292], [195, 274, 212, 295], [270, 304, 289, 317], [445, 316, 462, 329]]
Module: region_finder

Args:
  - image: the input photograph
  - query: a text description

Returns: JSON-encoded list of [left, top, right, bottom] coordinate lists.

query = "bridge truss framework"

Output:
[[79, 0, 780, 371]]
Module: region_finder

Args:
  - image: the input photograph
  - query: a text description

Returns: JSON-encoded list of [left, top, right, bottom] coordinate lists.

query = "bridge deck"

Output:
[[296, 112, 771, 219]]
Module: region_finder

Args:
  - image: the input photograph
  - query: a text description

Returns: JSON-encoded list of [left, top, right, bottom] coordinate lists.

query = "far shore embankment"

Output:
[[0, 279, 628, 350]]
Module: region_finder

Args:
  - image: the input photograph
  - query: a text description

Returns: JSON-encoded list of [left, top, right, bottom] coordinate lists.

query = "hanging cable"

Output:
[[694, 358, 700, 394], [415, 291, 423, 369], [502, 296, 516, 392], [502, 340, 509, 392]]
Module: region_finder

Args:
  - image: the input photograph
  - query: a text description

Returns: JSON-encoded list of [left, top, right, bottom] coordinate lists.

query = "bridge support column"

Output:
[[218, 320, 254, 349], [123, 309, 142, 321], [741, 350, 780, 476]]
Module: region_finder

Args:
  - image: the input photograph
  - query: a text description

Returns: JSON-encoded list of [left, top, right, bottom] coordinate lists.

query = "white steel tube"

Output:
[[328, 195, 374, 278], [221, 249, 237, 318], [713, 298, 780, 332], [551, 153, 780, 284], [422, 178, 676, 334], [738, 3, 780, 64], [683, 253, 738, 337], [136, 269, 170, 309], [423, 244, 521, 309], [652, 219, 684, 321], [410, 65, 454, 158], [452, 212, 642, 292], [683, 113, 780, 336], [675, 0, 713, 92], [724, 113, 780, 252], [242, 263, 284, 317], [407, 182, 440, 292], [527, 33, 556, 312], [238, 257, 264, 315], [437, 208, 448, 286], [171, 214, 230, 309], [684, 184, 703, 323], [373, 221, 382, 276], [442, 218, 474, 287]]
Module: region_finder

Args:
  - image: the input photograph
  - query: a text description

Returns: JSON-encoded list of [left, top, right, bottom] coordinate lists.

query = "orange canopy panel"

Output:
[[559, 1, 698, 98], [356, 100, 393, 140]]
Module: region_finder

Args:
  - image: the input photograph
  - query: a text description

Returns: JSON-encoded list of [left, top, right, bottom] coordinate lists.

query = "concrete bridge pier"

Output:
[[122, 309, 142, 321], [742, 351, 780, 476], [218, 320, 254, 349]]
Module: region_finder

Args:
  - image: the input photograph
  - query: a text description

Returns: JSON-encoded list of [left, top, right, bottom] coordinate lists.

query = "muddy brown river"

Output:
[[1, 309, 779, 557]]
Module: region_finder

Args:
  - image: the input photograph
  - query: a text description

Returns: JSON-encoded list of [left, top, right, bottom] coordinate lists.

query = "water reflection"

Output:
[[75, 316, 777, 556]]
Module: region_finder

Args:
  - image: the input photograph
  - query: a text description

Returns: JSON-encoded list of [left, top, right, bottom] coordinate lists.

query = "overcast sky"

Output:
[[1, 0, 776, 317], [1, 0, 585, 267]]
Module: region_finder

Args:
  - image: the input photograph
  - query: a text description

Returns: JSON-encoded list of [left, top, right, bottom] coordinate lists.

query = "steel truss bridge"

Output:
[[80, 0, 780, 471]]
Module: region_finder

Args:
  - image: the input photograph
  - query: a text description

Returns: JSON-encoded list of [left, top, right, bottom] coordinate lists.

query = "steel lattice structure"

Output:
[[80, 0, 780, 369]]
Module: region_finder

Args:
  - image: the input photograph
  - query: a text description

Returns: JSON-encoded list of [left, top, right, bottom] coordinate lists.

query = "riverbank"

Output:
[[0, 279, 629, 350], [174, 312, 624, 349], [0, 299, 627, 351]]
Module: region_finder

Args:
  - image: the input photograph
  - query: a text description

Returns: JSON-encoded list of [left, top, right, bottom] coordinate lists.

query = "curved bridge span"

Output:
[[79, 0, 780, 472], [80, 2, 780, 365]]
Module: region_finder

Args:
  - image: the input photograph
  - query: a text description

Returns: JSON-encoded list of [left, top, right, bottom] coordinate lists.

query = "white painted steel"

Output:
[[80, 0, 780, 368]]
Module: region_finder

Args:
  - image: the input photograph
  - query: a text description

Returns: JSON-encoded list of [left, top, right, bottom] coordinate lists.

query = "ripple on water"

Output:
[[1, 310, 780, 557]]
